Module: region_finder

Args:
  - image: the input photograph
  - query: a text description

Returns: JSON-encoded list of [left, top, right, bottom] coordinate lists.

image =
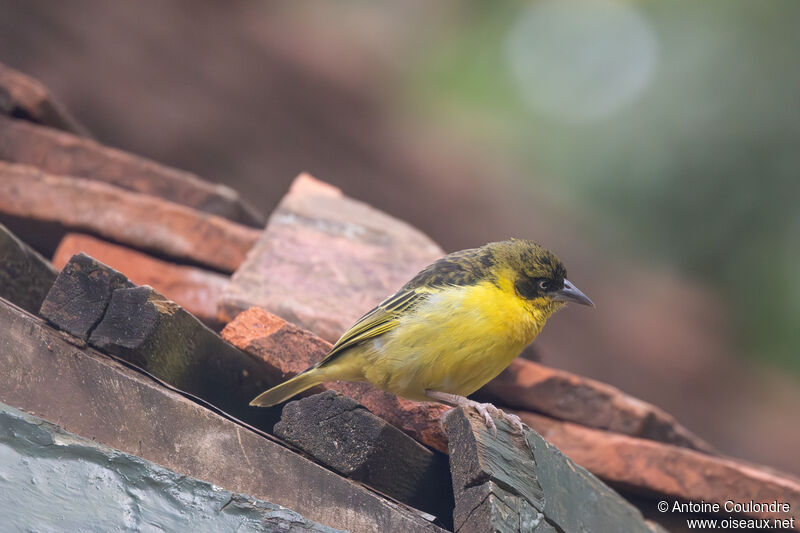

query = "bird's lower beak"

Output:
[[553, 279, 595, 307]]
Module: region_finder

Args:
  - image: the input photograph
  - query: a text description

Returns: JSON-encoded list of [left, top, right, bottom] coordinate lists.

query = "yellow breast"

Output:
[[360, 276, 549, 400]]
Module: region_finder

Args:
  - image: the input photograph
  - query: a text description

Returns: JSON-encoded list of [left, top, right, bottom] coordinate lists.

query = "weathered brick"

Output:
[[218, 173, 442, 337], [477, 357, 714, 453], [0, 114, 262, 225], [0, 162, 259, 272], [39, 252, 132, 340], [0, 62, 88, 135]]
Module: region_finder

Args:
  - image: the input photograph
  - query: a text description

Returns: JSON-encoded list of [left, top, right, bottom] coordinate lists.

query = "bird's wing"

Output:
[[314, 288, 430, 369]]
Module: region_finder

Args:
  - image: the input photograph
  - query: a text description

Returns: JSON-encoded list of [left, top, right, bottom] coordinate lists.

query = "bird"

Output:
[[250, 238, 593, 434]]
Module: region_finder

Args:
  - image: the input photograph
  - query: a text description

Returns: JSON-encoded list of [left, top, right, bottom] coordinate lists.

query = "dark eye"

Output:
[[538, 280, 550, 291]]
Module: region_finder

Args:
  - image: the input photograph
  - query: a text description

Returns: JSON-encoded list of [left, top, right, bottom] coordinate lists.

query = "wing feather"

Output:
[[314, 289, 430, 368]]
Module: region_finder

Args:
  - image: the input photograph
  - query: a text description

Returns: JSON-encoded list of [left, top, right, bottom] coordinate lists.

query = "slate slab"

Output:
[[274, 390, 453, 524], [0, 402, 342, 533], [0, 222, 57, 315]]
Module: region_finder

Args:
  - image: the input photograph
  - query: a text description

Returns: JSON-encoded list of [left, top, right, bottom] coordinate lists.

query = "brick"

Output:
[[87, 284, 276, 432], [41, 254, 276, 432], [0, 114, 263, 226], [218, 173, 443, 338], [0, 162, 259, 272], [477, 357, 714, 453], [0, 62, 88, 136], [454, 482, 556, 533]]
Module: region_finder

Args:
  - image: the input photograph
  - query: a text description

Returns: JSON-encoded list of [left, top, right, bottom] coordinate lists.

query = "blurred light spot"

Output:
[[506, 0, 657, 122]]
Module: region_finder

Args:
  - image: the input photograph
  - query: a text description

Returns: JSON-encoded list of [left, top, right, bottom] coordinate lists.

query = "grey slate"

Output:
[[443, 407, 657, 533], [87, 283, 278, 432], [42, 253, 280, 433], [275, 390, 453, 525], [39, 252, 133, 340], [455, 482, 557, 533], [0, 222, 57, 314], [0, 402, 342, 533]]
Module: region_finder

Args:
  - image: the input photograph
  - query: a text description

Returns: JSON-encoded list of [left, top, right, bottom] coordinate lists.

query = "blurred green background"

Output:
[[407, 0, 800, 372]]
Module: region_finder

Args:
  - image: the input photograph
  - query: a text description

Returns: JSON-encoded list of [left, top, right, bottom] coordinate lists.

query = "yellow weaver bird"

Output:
[[250, 238, 593, 433]]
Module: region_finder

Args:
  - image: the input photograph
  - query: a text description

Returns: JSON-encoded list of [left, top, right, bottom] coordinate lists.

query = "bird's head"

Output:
[[492, 239, 594, 316]]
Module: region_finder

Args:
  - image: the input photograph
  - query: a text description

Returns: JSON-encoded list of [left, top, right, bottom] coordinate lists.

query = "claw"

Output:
[[471, 402, 498, 438], [504, 412, 525, 434], [472, 402, 525, 437], [424, 390, 525, 438]]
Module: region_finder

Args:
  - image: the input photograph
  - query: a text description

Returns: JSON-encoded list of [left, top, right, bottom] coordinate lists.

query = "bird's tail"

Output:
[[249, 369, 324, 407]]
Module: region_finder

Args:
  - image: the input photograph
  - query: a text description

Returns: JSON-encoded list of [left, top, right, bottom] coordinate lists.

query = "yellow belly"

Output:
[[336, 281, 548, 401]]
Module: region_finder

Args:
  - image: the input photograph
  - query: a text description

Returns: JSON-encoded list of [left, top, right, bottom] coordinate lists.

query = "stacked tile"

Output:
[[0, 62, 89, 136], [0, 161, 259, 272], [0, 64, 263, 278], [217, 173, 443, 340], [52, 234, 228, 327]]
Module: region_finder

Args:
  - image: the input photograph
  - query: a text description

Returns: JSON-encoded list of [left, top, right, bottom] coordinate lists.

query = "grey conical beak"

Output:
[[553, 279, 594, 307]]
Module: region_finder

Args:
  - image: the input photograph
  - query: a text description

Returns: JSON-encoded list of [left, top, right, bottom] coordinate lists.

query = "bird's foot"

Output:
[[468, 400, 499, 438], [466, 400, 525, 437], [425, 390, 526, 438], [503, 411, 525, 435]]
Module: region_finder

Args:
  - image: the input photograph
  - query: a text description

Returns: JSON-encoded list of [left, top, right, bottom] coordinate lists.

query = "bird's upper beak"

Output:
[[553, 279, 595, 307]]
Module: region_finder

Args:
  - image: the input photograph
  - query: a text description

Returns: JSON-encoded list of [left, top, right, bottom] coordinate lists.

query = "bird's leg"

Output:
[[425, 390, 497, 435], [424, 390, 525, 437]]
